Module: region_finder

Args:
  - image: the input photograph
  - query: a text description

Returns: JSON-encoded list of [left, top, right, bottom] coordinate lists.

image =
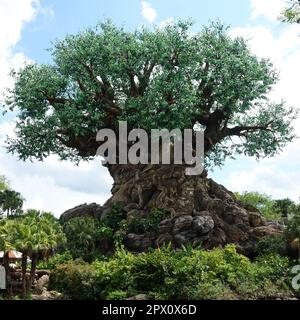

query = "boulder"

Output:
[[173, 215, 193, 234], [192, 216, 214, 236], [125, 233, 155, 252], [33, 274, 49, 295], [60, 203, 103, 223]]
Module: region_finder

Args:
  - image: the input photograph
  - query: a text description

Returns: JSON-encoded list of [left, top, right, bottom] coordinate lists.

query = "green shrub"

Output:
[[235, 191, 282, 221], [256, 236, 288, 257], [49, 245, 294, 300], [285, 207, 300, 241], [128, 209, 170, 234], [37, 251, 73, 270], [48, 259, 97, 300], [102, 203, 124, 230], [63, 216, 113, 261]]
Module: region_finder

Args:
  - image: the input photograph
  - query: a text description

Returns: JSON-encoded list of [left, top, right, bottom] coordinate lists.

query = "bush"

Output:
[[128, 209, 170, 234], [49, 245, 294, 300], [63, 216, 113, 261], [285, 207, 300, 241], [235, 191, 282, 221], [48, 259, 97, 300], [37, 251, 73, 270], [256, 236, 288, 257], [102, 203, 124, 230]]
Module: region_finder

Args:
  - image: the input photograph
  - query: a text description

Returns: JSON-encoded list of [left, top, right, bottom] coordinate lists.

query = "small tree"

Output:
[[0, 211, 65, 297], [235, 191, 281, 221], [0, 189, 24, 218], [0, 175, 9, 191]]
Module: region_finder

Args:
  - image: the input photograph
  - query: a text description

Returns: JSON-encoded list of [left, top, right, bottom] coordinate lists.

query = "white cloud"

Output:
[[158, 17, 174, 29], [0, 0, 39, 95], [0, 149, 112, 216], [250, 0, 286, 21], [0, 0, 113, 216], [141, 1, 157, 23], [0, 120, 112, 217], [229, 24, 300, 109], [216, 10, 300, 201], [224, 138, 300, 201]]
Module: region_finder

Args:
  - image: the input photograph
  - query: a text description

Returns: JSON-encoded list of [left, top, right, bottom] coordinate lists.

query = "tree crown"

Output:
[[4, 20, 297, 167]]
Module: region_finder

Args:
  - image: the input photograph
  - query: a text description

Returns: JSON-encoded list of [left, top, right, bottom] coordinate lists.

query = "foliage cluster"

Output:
[[49, 245, 294, 300]]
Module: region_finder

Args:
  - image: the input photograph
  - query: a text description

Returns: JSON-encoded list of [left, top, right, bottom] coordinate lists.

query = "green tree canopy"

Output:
[[0, 175, 9, 191], [281, 0, 300, 23], [0, 189, 24, 218], [4, 21, 297, 167], [0, 210, 66, 296]]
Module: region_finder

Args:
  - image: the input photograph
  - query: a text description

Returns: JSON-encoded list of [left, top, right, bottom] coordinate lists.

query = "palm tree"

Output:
[[19, 211, 66, 293], [0, 190, 24, 218], [0, 211, 65, 297]]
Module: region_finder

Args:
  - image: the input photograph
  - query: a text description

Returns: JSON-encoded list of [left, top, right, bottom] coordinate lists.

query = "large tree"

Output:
[[4, 21, 297, 253]]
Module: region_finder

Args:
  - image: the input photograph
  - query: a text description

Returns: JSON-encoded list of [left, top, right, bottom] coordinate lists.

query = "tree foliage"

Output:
[[0, 175, 9, 191], [235, 191, 282, 221], [4, 20, 297, 167], [0, 189, 24, 218], [49, 245, 293, 300], [281, 0, 300, 23], [0, 210, 65, 296]]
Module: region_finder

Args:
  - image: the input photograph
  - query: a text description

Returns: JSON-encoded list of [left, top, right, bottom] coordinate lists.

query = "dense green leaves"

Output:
[[0, 176, 9, 191], [49, 245, 294, 300], [235, 191, 282, 221], [0, 210, 65, 253], [4, 20, 297, 167], [0, 189, 24, 218]]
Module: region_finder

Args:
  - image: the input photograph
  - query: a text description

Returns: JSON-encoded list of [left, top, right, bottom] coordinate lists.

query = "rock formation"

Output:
[[60, 164, 283, 256]]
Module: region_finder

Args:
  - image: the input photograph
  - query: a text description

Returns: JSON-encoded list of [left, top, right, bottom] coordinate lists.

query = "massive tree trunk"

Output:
[[61, 164, 283, 256]]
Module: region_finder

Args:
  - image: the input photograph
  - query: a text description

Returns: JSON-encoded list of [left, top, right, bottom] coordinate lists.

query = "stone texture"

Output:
[[124, 233, 155, 252], [33, 274, 49, 295], [60, 203, 103, 223], [60, 164, 282, 256], [173, 215, 193, 234], [192, 216, 214, 236]]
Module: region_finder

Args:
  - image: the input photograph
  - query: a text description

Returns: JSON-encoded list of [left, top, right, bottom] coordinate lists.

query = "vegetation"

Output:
[[0, 190, 24, 218], [4, 21, 296, 169], [235, 191, 300, 222], [63, 216, 113, 261], [49, 245, 295, 300], [127, 208, 170, 235], [0, 176, 24, 219], [282, 0, 300, 23], [0, 176, 9, 191], [0, 210, 65, 297]]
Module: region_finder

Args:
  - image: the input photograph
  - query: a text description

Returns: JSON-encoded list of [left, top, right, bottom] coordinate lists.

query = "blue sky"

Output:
[[0, 0, 300, 216]]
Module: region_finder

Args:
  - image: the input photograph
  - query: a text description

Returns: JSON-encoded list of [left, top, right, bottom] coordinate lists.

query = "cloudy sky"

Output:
[[0, 0, 299, 216]]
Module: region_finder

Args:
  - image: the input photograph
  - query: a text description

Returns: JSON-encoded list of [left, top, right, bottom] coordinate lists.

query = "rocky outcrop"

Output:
[[60, 203, 103, 223], [33, 274, 50, 295], [60, 164, 283, 256]]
